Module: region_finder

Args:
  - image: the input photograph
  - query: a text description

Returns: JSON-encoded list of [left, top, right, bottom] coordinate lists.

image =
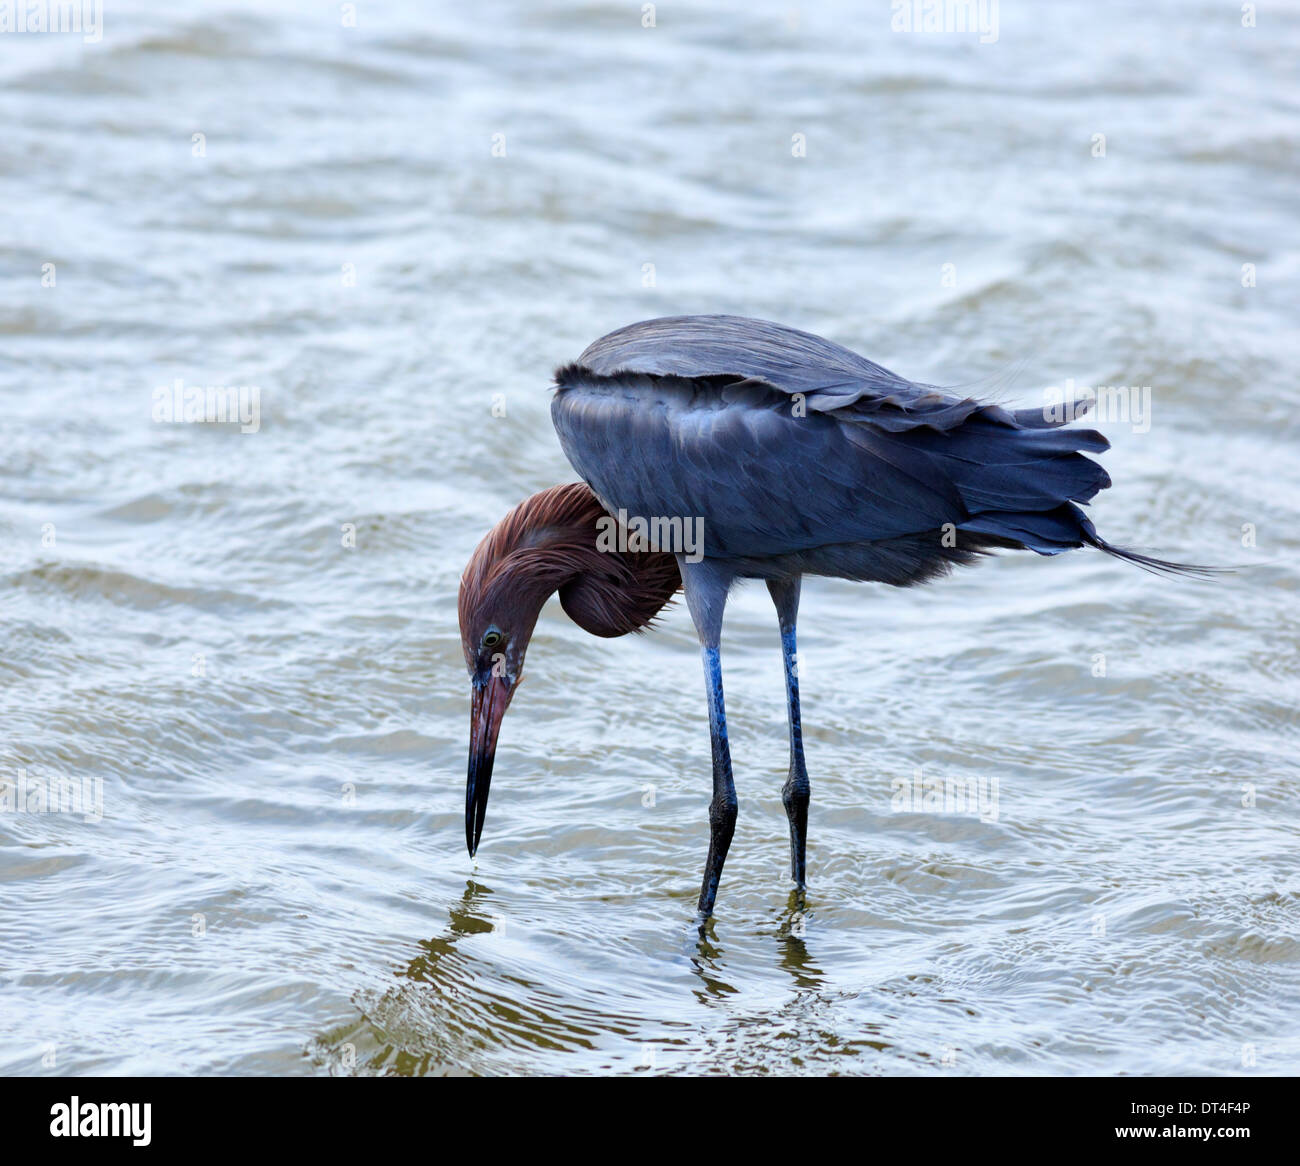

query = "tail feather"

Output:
[[961, 502, 1230, 579], [1083, 532, 1229, 579]]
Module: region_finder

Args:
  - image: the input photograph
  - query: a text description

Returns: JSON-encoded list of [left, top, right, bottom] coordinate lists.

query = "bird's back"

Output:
[[552, 315, 1114, 584]]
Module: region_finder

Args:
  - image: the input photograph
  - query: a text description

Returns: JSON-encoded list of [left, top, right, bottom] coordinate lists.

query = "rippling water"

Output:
[[2, 0, 1298, 1076]]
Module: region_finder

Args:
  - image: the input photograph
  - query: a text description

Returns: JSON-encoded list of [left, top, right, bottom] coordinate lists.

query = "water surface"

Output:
[[1, 0, 1298, 1075]]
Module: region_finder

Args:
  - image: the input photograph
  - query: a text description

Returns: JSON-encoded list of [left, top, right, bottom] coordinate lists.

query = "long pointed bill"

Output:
[[466, 673, 514, 857]]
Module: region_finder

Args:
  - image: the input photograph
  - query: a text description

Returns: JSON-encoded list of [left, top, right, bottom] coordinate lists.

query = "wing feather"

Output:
[[552, 316, 1112, 562]]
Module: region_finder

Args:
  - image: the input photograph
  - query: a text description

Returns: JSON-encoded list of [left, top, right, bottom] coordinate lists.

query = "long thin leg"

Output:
[[767, 576, 809, 889], [679, 558, 737, 923]]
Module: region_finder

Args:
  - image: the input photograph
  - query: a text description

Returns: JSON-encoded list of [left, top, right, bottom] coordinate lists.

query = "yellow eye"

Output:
[[482, 630, 504, 649]]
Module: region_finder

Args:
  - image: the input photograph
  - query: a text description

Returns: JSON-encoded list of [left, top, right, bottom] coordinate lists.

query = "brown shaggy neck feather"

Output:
[[458, 483, 681, 660]]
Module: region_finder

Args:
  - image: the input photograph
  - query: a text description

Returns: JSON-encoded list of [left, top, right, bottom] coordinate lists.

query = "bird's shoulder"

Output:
[[555, 314, 934, 411]]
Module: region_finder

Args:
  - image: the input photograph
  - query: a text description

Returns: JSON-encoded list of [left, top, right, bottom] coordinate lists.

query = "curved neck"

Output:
[[462, 483, 681, 640]]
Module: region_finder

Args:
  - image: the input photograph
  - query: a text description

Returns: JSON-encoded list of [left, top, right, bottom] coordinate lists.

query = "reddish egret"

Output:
[[459, 315, 1210, 922]]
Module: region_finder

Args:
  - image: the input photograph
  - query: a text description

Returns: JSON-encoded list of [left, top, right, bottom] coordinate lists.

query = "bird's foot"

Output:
[[687, 910, 721, 956]]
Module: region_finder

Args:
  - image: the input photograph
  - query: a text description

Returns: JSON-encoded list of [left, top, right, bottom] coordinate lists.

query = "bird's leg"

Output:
[[767, 576, 809, 890], [696, 641, 736, 922], [679, 558, 737, 924]]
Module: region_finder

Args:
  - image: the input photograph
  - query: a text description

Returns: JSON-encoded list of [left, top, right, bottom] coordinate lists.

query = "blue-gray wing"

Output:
[[552, 315, 1110, 560]]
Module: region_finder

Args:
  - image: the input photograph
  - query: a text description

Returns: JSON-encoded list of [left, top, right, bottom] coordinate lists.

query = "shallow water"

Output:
[[1, 0, 1298, 1076]]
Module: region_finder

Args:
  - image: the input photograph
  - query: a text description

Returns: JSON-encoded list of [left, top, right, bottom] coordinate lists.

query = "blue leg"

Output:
[[679, 558, 737, 922], [696, 643, 736, 920], [767, 577, 809, 889]]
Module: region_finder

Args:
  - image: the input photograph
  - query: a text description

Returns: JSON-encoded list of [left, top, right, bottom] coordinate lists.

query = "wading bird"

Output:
[[458, 315, 1209, 923]]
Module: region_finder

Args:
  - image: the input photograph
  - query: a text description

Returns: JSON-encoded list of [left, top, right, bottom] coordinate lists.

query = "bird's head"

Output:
[[458, 523, 550, 861], [457, 483, 680, 858], [458, 577, 544, 857]]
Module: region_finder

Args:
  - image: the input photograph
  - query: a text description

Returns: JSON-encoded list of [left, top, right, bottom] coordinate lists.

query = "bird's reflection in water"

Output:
[[360, 879, 591, 1076], [686, 891, 827, 1005], [447, 878, 498, 935], [400, 879, 496, 984], [688, 916, 739, 1002], [777, 890, 826, 991], [314, 882, 501, 1076], [327, 880, 845, 1075]]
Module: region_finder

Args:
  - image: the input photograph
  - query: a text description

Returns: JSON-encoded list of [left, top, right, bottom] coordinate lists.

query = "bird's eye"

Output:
[[482, 630, 504, 649]]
